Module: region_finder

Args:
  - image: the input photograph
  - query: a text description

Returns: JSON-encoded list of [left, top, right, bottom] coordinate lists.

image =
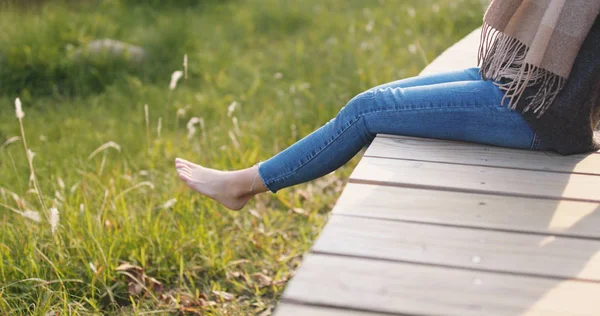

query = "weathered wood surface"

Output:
[[283, 254, 600, 316], [370, 135, 600, 175], [274, 26, 600, 316], [313, 215, 600, 281], [351, 156, 600, 203], [334, 183, 600, 239], [275, 304, 394, 316]]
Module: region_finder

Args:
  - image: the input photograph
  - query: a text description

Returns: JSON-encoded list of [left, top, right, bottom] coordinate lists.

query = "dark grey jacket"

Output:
[[516, 16, 600, 155]]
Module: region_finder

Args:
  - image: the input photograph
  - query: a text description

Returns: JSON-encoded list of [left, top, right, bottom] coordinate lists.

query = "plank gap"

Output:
[[333, 213, 600, 242], [282, 253, 600, 316], [333, 183, 600, 239], [348, 178, 600, 204], [309, 250, 600, 284], [362, 154, 600, 177], [376, 134, 600, 155]]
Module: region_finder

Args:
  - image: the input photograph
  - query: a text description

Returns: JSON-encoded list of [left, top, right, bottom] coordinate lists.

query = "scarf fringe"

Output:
[[478, 23, 566, 118]]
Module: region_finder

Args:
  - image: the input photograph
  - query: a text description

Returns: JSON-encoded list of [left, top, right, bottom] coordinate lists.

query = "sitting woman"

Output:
[[175, 1, 600, 210]]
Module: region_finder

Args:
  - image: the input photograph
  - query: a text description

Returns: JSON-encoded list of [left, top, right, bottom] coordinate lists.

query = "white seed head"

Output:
[[232, 117, 241, 136], [227, 101, 239, 117], [183, 54, 188, 80], [21, 210, 41, 223], [162, 198, 177, 209], [408, 44, 417, 54], [157, 117, 162, 138], [169, 70, 184, 90], [187, 117, 202, 139], [15, 98, 24, 119], [407, 7, 416, 17], [57, 177, 65, 190], [49, 207, 59, 234], [228, 130, 240, 149], [176, 107, 187, 118], [54, 190, 64, 202], [27, 149, 35, 161], [89, 262, 97, 273], [365, 20, 374, 32]]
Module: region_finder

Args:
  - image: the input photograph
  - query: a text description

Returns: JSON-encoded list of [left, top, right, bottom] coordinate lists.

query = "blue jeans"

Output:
[[258, 68, 544, 193]]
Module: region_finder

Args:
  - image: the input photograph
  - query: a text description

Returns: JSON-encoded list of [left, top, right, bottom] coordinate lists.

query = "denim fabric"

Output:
[[258, 67, 540, 193]]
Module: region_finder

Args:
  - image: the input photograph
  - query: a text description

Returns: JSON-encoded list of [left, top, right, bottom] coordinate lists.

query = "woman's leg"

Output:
[[175, 68, 536, 210], [365, 67, 482, 91]]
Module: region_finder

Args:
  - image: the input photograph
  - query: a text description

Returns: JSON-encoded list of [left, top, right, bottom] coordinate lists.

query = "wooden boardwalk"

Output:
[[274, 29, 600, 316]]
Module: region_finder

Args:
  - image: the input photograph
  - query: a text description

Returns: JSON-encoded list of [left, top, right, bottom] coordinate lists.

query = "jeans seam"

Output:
[[264, 116, 363, 186], [257, 163, 276, 193], [530, 133, 541, 150], [358, 103, 502, 118]]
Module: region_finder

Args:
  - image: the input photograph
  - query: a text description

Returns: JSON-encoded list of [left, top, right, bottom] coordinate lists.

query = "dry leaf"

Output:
[[212, 290, 235, 301], [115, 263, 144, 295], [115, 263, 143, 273], [272, 278, 289, 286], [252, 273, 272, 288], [227, 259, 250, 266], [147, 276, 163, 294], [115, 263, 162, 297], [180, 307, 203, 315], [291, 208, 308, 216], [248, 208, 262, 219]]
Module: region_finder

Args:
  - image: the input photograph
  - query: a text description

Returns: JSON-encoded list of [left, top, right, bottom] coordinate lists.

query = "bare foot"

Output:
[[175, 158, 252, 210]]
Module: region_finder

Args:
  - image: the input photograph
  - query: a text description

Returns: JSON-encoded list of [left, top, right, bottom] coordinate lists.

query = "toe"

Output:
[[181, 165, 192, 174], [178, 158, 196, 168], [178, 169, 192, 180], [177, 172, 189, 181]]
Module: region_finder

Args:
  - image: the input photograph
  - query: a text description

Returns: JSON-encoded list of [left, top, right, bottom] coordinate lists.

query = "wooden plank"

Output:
[[283, 254, 600, 316], [274, 303, 393, 316], [420, 28, 480, 75], [367, 135, 600, 175], [312, 215, 600, 281], [350, 156, 600, 203], [333, 183, 600, 239]]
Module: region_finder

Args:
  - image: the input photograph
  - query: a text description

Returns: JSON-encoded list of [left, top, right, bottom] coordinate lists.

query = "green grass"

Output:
[[0, 0, 485, 314]]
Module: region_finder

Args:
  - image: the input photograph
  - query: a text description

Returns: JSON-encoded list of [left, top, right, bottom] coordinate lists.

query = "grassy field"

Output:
[[0, 0, 484, 314]]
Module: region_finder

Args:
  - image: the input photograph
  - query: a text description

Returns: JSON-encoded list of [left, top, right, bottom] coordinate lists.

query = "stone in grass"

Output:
[[71, 39, 146, 63]]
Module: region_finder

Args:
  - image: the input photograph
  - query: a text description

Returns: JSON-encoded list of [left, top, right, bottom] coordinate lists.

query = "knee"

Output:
[[338, 90, 375, 119]]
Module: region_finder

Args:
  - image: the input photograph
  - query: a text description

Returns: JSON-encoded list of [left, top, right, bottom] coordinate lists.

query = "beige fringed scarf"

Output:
[[479, 0, 600, 117]]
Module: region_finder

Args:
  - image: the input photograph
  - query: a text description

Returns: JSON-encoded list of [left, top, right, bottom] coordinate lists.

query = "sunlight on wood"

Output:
[[549, 175, 599, 231], [538, 236, 556, 247], [576, 251, 600, 280], [524, 270, 600, 316]]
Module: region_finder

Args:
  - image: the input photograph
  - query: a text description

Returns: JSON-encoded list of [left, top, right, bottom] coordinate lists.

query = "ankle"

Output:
[[223, 171, 251, 199]]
